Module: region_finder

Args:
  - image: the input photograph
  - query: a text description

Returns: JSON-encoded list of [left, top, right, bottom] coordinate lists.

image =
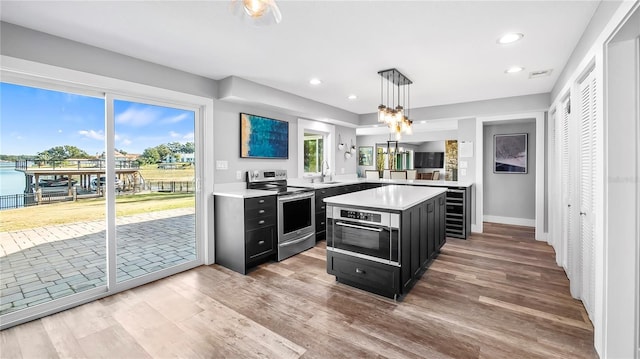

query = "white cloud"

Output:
[[58, 129, 63, 133], [120, 139, 133, 146], [78, 129, 104, 140], [183, 132, 194, 140], [162, 113, 190, 124], [169, 131, 181, 138], [115, 106, 160, 127]]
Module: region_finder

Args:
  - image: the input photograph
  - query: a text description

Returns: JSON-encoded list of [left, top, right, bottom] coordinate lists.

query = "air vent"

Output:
[[529, 69, 553, 79]]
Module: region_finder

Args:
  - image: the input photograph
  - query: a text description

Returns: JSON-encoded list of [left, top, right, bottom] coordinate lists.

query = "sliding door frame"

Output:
[[0, 55, 214, 329]]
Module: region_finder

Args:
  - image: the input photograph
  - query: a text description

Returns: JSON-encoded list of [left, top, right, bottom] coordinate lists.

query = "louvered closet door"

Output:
[[560, 96, 581, 298], [578, 70, 597, 318]]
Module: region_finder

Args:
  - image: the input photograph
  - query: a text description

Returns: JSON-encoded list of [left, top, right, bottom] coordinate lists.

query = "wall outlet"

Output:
[[236, 170, 242, 180], [216, 160, 228, 170], [459, 160, 468, 169], [460, 168, 467, 176]]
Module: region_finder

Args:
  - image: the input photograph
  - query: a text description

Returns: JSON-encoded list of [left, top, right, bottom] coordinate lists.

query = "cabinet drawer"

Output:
[[245, 196, 276, 210], [245, 215, 276, 231], [245, 206, 275, 219], [315, 212, 327, 232], [315, 189, 330, 198], [246, 226, 275, 259], [329, 254, 398, 291], [316, 200, 327, 212]]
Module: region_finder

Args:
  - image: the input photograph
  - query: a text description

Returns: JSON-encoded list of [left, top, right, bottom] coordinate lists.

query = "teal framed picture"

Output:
[[358, 146, 373, 166]]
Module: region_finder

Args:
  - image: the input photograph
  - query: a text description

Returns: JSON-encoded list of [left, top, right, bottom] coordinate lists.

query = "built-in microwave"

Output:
[[326, 206, 400, 266]]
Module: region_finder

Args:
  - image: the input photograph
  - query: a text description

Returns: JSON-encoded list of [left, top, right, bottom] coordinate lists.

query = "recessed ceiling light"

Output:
[[309, 78, 322, 85], [347, 94, 357, 100], [420, 121, 427, 124], [497, 33, 524, 45], [373, 125, 379, 128], [505, 66, 524, 74]]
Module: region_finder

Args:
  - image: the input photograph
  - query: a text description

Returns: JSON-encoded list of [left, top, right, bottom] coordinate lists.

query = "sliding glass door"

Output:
[[0, 82, 107, 317], [0, 78, 203, 329], [113, 98, 197, 283]]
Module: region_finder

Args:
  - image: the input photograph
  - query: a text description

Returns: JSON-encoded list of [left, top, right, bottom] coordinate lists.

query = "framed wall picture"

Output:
[[358, 146, 373, 166], [494, 133, 528, 173], [240, 113, 289, 159]]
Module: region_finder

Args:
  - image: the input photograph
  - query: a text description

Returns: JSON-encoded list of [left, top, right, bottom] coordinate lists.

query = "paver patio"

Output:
[[0, 208, 195, 315]]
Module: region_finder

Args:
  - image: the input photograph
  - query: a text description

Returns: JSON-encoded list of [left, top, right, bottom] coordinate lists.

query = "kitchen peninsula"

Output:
[[324, 185, 447, 300]]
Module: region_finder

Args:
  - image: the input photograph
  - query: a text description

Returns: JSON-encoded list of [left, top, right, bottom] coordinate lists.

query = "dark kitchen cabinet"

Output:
[[437, 193, 446, 250], [314, 187, 334, 242], [214, 195, 276, 274], [315, 184, 368, 241]]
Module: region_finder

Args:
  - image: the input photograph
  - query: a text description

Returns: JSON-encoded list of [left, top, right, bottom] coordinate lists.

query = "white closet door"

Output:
[[561, 96, 581, 298], [578, 70, 597, 318]]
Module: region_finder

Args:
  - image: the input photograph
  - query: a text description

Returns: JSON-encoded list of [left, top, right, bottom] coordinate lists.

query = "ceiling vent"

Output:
[[529, 69, 553, 79]]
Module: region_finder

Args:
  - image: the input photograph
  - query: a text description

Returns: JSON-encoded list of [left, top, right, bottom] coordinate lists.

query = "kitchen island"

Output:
[[324, 185, 447, 299]]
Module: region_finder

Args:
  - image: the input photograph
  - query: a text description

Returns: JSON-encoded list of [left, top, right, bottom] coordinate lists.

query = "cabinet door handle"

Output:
[[259, 199, 265, 204], [258, 220, 265, 224], [258, 240, 265, 245], [355, 268, 365, 274], [320, 206, 325, 210], [580, 212, 586, 216], [258, 209, 265, 214]]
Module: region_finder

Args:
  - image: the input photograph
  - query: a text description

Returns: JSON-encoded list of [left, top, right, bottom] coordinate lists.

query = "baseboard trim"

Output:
[[483, 215, 535, 227]]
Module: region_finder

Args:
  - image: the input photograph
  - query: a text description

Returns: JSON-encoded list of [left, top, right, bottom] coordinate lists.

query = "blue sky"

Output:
[[1, 82, 194, 156]]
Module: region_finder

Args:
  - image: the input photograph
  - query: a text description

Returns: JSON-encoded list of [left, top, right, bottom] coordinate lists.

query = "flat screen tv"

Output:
[[414, 152, 444, 168], [240, 113, 289, 159]]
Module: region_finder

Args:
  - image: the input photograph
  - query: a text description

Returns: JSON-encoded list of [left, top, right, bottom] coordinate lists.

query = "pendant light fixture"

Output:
[[230, 0, 282, 25], [377, 68, 413, 140]]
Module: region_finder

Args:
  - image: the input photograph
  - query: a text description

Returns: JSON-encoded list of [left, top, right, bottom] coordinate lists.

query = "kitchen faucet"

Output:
[[321, 160, 330, 181]]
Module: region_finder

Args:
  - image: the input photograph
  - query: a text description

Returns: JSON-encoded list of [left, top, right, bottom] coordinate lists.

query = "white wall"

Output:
[[604, 19, 639, 359], [457, 118, 477, 227], [334, 125, 358, 176], [213, 100, 300, 183], [0, 22, 217, 98], [551, 1, 626, 100], [483, 121, 536, 225]]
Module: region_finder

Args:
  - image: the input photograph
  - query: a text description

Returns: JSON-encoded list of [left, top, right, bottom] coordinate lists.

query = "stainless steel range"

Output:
[[247, 170, 315, 261]]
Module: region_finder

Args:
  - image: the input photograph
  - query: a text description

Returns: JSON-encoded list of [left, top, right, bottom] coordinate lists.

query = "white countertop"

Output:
[[213, 183, 275, 199], [214, 178, 472, 198], [287, 177, 473, 189], [323, 185, 447, 211]]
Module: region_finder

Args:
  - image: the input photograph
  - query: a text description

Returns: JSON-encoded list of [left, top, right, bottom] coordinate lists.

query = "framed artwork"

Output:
[[240, 113, 289, 159], [358, 146, 373, 166], [494, 133, 528, 173]]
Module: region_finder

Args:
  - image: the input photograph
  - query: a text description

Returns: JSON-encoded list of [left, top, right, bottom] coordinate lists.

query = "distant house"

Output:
[[179, 153, 195, 163], [162, 154, 177, 163]]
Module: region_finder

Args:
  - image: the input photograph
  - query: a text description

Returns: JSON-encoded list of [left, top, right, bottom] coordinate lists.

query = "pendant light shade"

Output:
[[377, 68, 413, 140], [230, 0, 282, 25]]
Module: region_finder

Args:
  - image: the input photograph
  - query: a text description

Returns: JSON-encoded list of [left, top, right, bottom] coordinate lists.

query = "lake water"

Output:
[[0, 164, 28, 196]]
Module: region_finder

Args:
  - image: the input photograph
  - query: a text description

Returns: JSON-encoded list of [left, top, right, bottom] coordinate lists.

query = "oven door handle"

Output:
[[278, 191, 314, 202], [336, 222, 383, 232], [280, 233, 315, 247]]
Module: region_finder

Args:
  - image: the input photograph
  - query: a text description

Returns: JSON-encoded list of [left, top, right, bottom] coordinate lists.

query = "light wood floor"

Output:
[[1, 223, 597, 358]]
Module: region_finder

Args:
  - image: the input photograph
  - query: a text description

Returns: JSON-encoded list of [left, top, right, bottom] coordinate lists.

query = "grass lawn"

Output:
[[0, 192, 195, 232], [139, 164, 194, 181]]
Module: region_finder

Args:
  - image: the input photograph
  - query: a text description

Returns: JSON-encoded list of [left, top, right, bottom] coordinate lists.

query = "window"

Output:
[[303, 133, 324, 173]]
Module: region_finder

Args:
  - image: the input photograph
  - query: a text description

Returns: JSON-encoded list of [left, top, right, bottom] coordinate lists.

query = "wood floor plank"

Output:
[[41, 314, 88, 359], [13, 319, 59, 359], [0, 223, 597, 358]]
